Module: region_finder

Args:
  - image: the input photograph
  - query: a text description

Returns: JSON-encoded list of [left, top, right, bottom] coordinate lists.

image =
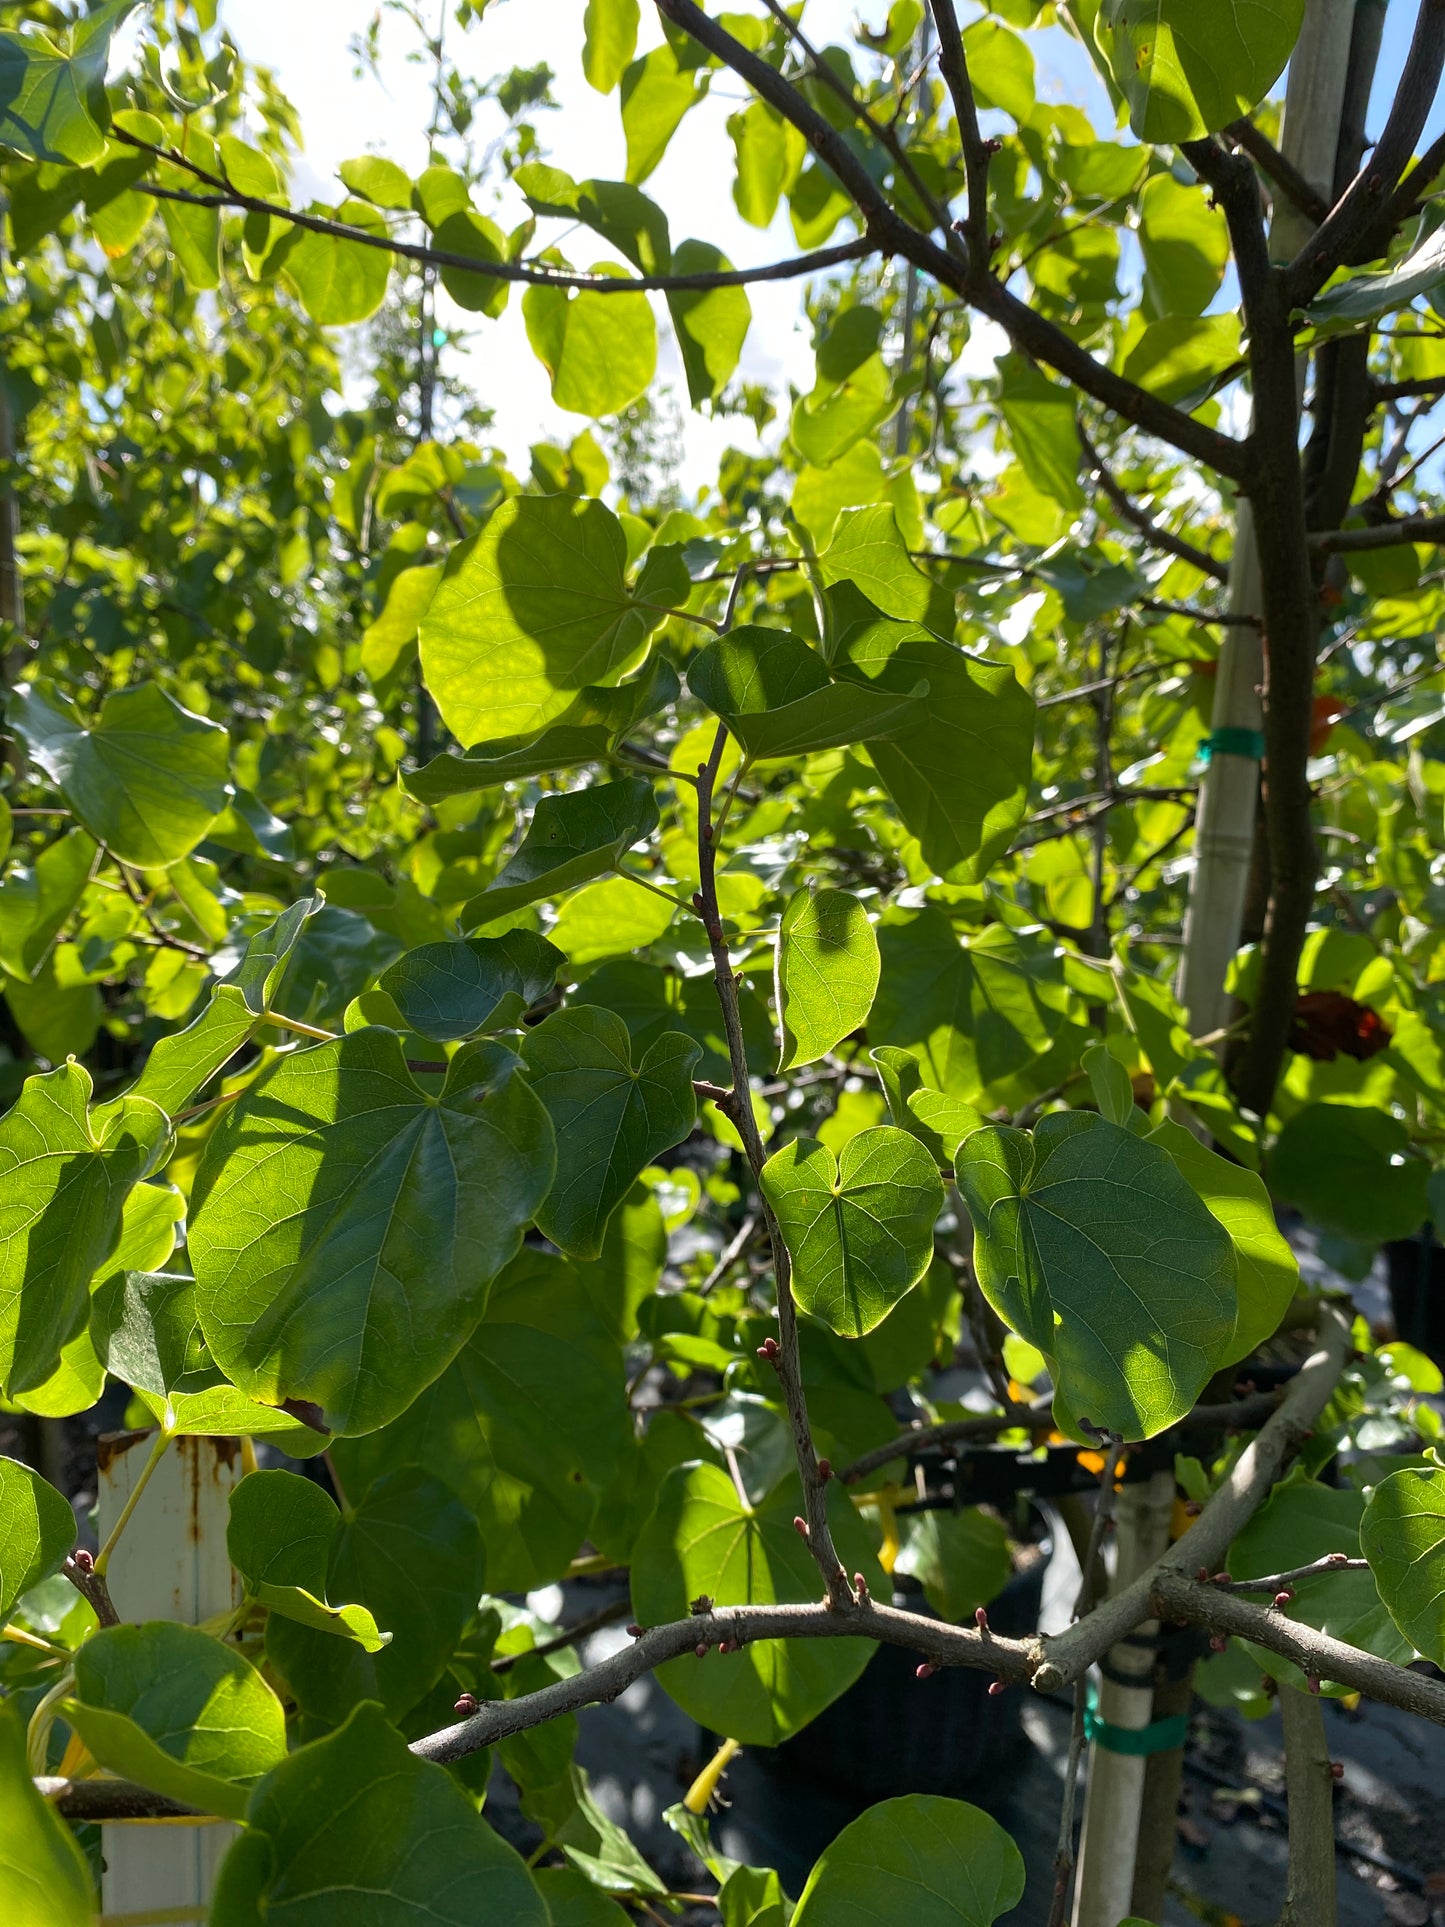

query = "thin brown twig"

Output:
[[694, 726, 851, 1607], [489, 1598, 633, 1675], [1077, 420, 1227, 582], [114, 132, 876, 294]]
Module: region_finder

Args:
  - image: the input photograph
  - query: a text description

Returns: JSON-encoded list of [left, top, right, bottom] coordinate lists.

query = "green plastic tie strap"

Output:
[[1083, 1683, 1188, 1758], [1198, 727, 1265, 764]]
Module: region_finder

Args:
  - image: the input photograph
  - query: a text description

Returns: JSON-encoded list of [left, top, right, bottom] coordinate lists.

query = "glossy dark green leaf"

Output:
[[374, 931, 563, 1042], [420, 494, 667, 746], [0, 1455, 75, 1620], [1233, 1482, 1410, 1689], [0, 1702, 92, 1926], [1149, 1118, 1297, 1364], [189, 1032, 555, 1434], [68, 1621, 286, 1820], [631, 1463, 884, 1744], [536, 1867, 632, 1927], [334, 1251, 629, 1591], [519, 1004, 700, 1259], [871, 909, 1069, 1099], [461, 778, 659, 928], [210, 1701, 547, 1927], [1362, 1464, 1445, 1666], [776, 887, 879, 1069], [1306, 222, 1445, 332], [762, 1127, 942, 1338], [688, 625, 926, 760], [227, 1469, 386, 1650], [791, 1795, 1025, 1927], [265, 1468, 483, 1723], [957, 1110, 1237, 1439], [131, 897, 315, 1115], [1269, 1102, 1430, 1245], [0, 1062, 170, 1397], [9, 682, 230, 867], [94, 1270, 328, 1453]]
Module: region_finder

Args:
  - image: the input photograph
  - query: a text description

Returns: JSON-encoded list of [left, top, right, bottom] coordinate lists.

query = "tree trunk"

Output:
[[1278, 1685, 1339, 1927], [1178, 0, 1356, 1053]]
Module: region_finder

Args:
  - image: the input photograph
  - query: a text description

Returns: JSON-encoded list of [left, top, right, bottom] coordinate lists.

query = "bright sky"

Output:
[[220, 0, 1442, 498], [220, 0, 1103, 494]]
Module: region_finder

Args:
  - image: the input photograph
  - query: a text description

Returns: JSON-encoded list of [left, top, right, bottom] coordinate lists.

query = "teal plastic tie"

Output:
[[1198, 726, 1266, 764], [1083, 1682, 1189, 1758]]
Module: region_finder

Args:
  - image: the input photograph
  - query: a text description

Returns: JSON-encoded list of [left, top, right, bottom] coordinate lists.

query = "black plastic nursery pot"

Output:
[[769, 1528, 1053, 1801], [1385, 1231, 1445, 1370]]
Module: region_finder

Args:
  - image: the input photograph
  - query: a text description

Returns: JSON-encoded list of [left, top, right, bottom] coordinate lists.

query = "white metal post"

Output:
[[96, 1430, 244, 1917]]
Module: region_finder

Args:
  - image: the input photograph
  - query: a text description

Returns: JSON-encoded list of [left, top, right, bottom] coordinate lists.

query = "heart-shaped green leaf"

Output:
[[131, 897, 316, 1115], [0, 1456, 75, 1620], [210, 1701, 547, 1927], [833, 595, 1034, 882], [519, 1005, 700, 1259], [373, 931, 564, 1042], [819, 504, 936, 625], [404, 660, 679, 802], [791, 1795, 1025, 1927], [94, 1270, 328, 1453], [14, 1178, 185, 1421], [631, 1462, 884, 1744], [420, 493, 665, 746], [688, 625, 926, 760], [68, 1621, 286, 1821], [264, 1468, 484, 1723], [0, 1062, 171, 1396], [462, 777, 659, 929], [956, 1110, 1236, 1439], [0, 0, 137, 167], [762, 1126, 942, 1338], [1149, 1118, 1297, 1364], [1269, 1102, 1430, 1245], [872, 908, 1069, 1098], [1233, 1482, 1410, 1692], [1362, 1463, 1445, 1667], [227, 1469, 387, 1650], [189, 1031, 555, 1434], [335, 1250, 629, 1592], [776, 887, 879, 1070], [0, 1702, 92, 1926], [1094, 0, 1304, 142], [9, 682, 230, 868]]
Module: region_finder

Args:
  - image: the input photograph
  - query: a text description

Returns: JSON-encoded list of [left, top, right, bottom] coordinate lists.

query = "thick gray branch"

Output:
[[1033, 1308, 1352, 1691]]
